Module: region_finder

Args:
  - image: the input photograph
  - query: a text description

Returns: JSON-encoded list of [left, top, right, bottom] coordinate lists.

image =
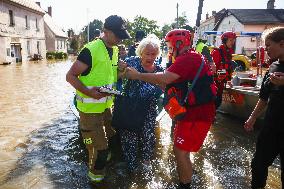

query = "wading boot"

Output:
[[177, 182, 191, 189], [87, 171, 104, 183]]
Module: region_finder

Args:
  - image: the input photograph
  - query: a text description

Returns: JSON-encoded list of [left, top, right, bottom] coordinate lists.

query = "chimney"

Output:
[[47, 6, 52, 17], [212, 11, 217, 16], [36, 2, 40, 7], [206, 13, 209, 19], [267, 0, 275, 9]]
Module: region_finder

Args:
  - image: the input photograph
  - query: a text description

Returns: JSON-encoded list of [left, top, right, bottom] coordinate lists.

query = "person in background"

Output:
[[66, 15, 130, 183], [115, 34, 164, 174], [211, 31, 236, 109], [118, 44, 128, 60], [195, 38, 216, 73], [116, 44, 128, 91], [128, 30, 146, 57], [93, 29, 101, 40], [126, 29, 216, 189], [244, 27, 284, 189]]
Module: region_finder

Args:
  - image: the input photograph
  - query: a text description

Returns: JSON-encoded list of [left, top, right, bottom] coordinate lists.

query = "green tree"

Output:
[[67, 28, 75, 38], [89, 19, 103, 40], [81, 19, 103, 43], [70, 38, 79, 53], [161, 24, 172, 38], [173, 12, 189, 28], [129, 15, 161, 40]]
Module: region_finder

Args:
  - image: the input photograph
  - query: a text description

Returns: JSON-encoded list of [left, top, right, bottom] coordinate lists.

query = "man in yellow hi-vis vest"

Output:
[[66, 15, 130, 183], [195, 38, 216, 73]]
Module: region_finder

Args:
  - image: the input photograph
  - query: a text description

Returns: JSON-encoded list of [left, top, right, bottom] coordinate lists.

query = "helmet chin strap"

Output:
[[176, 50, 180, 56], [222, 39, 230, 49], [175, 40, 182, 56]]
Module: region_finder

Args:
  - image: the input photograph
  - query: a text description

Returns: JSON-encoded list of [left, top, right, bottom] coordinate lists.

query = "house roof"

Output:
[[228, 9, 284, 24], [44, 14, 68, 38], [213, 9, 284, 30], [200, 8, 226, 25], [6, 0, 45, 14]]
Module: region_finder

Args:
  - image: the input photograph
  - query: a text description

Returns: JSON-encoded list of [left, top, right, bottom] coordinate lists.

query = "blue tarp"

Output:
[[204, 31, 262, 37]]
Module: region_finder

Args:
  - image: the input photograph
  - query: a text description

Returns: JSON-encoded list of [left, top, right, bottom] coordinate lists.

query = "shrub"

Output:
[[46, 51, 68, 60]]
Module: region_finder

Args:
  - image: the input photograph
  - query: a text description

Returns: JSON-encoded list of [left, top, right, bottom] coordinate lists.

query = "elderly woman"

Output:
[[112, 34, 164, 173]]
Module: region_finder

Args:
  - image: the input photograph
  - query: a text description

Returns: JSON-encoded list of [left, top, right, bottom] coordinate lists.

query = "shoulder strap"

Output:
[[218, 48, 226, 63], [183, 58, 205, 104]]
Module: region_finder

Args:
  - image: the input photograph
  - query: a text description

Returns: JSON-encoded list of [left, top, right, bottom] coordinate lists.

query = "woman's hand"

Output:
[[270, 72, 284, 86], [125, 67, 140, 80], [244, 116, 257, 132], [118, 60, 128, 72]]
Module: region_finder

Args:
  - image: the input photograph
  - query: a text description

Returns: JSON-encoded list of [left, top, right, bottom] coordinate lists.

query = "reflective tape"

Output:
[[76, 85, 113, 103], [83, 138, 93, 144], [86, 84, 112, 89], [88, 171, 104, 182], [76, 95, 112, 103]]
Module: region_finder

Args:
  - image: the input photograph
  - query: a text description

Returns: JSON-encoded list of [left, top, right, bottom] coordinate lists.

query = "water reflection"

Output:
[[0, 60, 281, 189]]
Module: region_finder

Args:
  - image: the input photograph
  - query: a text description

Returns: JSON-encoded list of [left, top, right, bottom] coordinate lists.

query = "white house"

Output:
[[195, 9, 226, 46], [214, 9, 284, 55], [198, 8, 284, 56], [43, 6, 68, 53], [0, 0, 46, 64]]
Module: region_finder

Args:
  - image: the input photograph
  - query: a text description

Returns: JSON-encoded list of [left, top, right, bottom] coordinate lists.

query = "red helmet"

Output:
[[165, 29, 191, 51], [221, 31, 237, 41]]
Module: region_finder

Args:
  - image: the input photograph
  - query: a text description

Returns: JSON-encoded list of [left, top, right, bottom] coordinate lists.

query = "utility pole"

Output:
[[196, 0, 204, 27], [87, 8, 89, 42], [176, 3, 179, 28]]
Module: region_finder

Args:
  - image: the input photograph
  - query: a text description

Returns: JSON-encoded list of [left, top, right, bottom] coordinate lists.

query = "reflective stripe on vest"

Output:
[[76, 39, 118, 113], [217, 48, 232, 81], [76, 85, 112, 103], [196, 42, 206, 54], [76, 95, 112, 103]]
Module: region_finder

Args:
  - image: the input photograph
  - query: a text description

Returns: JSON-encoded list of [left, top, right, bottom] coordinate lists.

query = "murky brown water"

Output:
[[0, 59, 281, 189]]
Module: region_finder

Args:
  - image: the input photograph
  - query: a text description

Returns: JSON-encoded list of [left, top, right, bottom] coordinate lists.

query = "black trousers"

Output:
[[215, 94, 222, 109], [215, 80, 225, 109], [251, 127, 284, 189]]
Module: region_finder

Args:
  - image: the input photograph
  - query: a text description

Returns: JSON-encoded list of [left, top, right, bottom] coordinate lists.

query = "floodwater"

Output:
[[0, 59, 281, 189]]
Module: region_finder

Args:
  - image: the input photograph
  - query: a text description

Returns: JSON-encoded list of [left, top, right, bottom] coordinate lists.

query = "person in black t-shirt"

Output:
[[66, 15, 130, 183], [244, 27, 284, 189], [127, 30, 145, 57]]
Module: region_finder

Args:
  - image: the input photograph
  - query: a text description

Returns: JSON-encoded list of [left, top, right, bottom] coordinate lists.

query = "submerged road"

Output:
[[0, 59, 281, 189]]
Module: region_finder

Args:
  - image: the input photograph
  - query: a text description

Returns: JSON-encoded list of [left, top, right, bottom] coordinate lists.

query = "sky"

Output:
[[39, 0, 284, 34]]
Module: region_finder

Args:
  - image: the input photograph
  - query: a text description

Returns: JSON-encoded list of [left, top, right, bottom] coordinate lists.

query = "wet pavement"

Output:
[[0, 59, 281, 189]]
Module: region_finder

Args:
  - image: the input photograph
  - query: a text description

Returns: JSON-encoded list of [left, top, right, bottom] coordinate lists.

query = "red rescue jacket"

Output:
[[211, 44, 234, 82]]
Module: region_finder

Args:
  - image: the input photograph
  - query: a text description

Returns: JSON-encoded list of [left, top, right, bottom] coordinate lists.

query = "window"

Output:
[[9, 10, 15, 26], [27, 41, 30, 55], [6, 48, 11, 56], [37, 41, 40, 54], [25, 15, 30, 29], [36, 18, 39, 31]]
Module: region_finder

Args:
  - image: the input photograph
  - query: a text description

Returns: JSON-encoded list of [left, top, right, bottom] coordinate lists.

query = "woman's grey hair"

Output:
[[135, 34, 161, 57]]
